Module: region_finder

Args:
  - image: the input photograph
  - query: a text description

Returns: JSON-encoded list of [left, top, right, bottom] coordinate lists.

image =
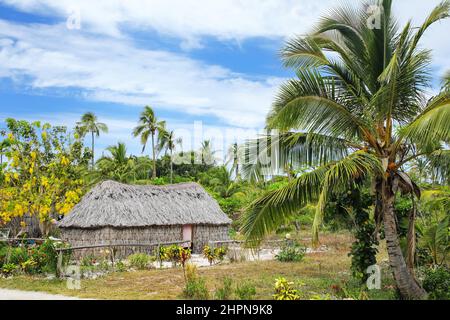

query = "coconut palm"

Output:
[[77, 112, 108, 168], [133, 106, 166, 179], [241, 0, 450, 299], [95, 142, 133, 183], [199, 140, 216, 165], [158, 129, 182, 183], [226, 142, 242, 181]]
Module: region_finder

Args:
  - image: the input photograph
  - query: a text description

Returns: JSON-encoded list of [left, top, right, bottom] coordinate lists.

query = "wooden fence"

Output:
[[54, 240, 191, 278]]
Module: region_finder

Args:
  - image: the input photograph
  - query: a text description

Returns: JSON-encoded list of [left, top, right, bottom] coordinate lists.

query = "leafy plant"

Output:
[[128, 253, 151, 270], [273, 277, 300, 300], [275, 241, 306, 262], [418, 216, 449, 266], [182, 263, 209, 300], [214, 277, 233, 300], [422, 265, 450, 300], [203, 245, 228, 265], [235, 281, 256, 300], [1, 263, 17, 277]]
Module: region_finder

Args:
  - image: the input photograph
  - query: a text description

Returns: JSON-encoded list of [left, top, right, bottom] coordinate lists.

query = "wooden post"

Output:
[[157, 244, 162, 269], [56, 250, 63, 278]]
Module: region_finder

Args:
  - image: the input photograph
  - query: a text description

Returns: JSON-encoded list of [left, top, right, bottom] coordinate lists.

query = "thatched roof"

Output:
[[59, 180, 232, 229]]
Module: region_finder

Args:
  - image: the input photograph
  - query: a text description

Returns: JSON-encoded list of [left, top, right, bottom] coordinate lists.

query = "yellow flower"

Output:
[[30, 151, 37, 160], [60, 156, 70, 166], [29, 167, 34, 174], [20, 221, 27, 228], [7, 133, 14, 140], [13, 173, 19, 180]]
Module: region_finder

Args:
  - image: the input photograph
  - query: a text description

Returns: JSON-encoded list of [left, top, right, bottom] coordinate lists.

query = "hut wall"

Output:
[[60, 226, 183, 258], [60, 224, 230, 259], [192, 224, 230, 253]]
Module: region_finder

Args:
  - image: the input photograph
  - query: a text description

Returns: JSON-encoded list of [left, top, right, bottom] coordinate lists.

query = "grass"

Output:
[[0, 231, 397, 300]]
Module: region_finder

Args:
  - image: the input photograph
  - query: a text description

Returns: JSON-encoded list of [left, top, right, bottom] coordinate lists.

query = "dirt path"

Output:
[[0, 288, 84, 300]]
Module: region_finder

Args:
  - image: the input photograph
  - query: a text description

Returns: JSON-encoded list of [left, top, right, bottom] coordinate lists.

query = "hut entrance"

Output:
[[182, 224, 193, 249]]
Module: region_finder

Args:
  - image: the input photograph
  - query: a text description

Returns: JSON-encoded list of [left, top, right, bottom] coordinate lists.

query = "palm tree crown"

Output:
[[133, 106, 166, 179], [158, 129, 182, 183], [77, 112, 108, 168]]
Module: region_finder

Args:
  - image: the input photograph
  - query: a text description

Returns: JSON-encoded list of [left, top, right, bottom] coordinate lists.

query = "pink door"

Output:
[[182, 225, 193, 247]]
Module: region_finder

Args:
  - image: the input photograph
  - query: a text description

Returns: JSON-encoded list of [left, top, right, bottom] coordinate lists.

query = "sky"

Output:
[[0, 0, 448, 161]]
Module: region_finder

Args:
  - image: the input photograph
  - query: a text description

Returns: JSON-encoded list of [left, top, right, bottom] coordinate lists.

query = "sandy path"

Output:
[[0, 288, 84, 300]]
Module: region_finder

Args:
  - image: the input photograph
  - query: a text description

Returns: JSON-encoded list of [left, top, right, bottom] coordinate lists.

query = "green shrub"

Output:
[[8, 247, 28, 265], [203, 245, 228, 265], [273, 277, 300, 300], [275, 242, 306, 262], [128, 253, 151, 270], [214, 277, 233, 300], [182, 264, 209, 300], [115, 261, 127, 272], [422, 266, 450, 300], [235, 282, 256, 300], [1, 263, 18, 277], [183, 277, 209, 300]]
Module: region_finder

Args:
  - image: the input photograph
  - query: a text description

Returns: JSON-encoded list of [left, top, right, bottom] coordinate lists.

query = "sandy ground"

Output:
[[0, 288, 84, 300]]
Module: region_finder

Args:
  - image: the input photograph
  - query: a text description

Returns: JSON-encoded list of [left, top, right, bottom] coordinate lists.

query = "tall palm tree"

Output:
[[158, 129, 182, 183], [133, 106, 166, 179], [241, 0, 450, 299], [226, 142, 241, 181], [77, 112, 108, 168], [200, 140, 216, 165]]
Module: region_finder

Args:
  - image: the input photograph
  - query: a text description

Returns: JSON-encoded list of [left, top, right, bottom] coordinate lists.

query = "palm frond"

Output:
[[241, 151, 382, 244], [399, 90, 450, 145]]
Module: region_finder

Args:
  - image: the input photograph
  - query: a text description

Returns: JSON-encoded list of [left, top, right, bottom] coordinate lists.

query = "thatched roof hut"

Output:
[[59, 180, 232, 256]]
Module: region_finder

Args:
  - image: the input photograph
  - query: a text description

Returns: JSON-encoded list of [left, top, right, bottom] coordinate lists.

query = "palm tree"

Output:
[[133, 106, 166, 179], [158, 129, 182, 183], [241, 0, 450, 299], [95, 142, 133, 182], [199, 140, 216, 165], [226, 142, 241, 181], [77, 112, 108, 168]]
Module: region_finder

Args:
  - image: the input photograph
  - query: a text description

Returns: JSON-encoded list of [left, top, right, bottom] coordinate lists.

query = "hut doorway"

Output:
[[182, 224, 193, 249]]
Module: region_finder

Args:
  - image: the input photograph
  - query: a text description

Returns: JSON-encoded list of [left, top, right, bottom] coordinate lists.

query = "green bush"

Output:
[[0, 240, 69, 275], [8, 247, 28, 265], [422, 266, 450, 300], [182, 263, 209, 300], [183, 277, 210, 300], [235, 282, 256, 300], [1, 263, 18, 277], [128, 253, 151, 270], [275, 242, 306, 262], [214, 277, 233, 300]]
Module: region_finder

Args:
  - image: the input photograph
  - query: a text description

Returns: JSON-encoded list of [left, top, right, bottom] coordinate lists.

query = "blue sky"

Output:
[[0, 0, 448, 160]]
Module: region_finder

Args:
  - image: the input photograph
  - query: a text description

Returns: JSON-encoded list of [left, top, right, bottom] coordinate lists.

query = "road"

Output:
[[0, 288, 84, 300]]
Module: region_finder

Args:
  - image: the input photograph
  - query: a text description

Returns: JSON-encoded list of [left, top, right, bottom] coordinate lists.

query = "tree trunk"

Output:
[[91, 131, 95, 168], [381, 178, 427, 299], [151, 132, 156, 179], [170, 148, 173, 184]]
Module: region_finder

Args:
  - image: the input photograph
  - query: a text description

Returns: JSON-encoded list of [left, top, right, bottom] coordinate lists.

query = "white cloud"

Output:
[[0, 19, 282, 128], [0, 0, 334, 41], [0, 0, 448, 136]]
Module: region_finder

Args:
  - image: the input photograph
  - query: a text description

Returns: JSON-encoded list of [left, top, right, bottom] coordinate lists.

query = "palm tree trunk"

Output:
[[170, 148, 173, 184], [381, 178, 427, 299], [151, 132, 156, 179], [91, 131, 95, 168]]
